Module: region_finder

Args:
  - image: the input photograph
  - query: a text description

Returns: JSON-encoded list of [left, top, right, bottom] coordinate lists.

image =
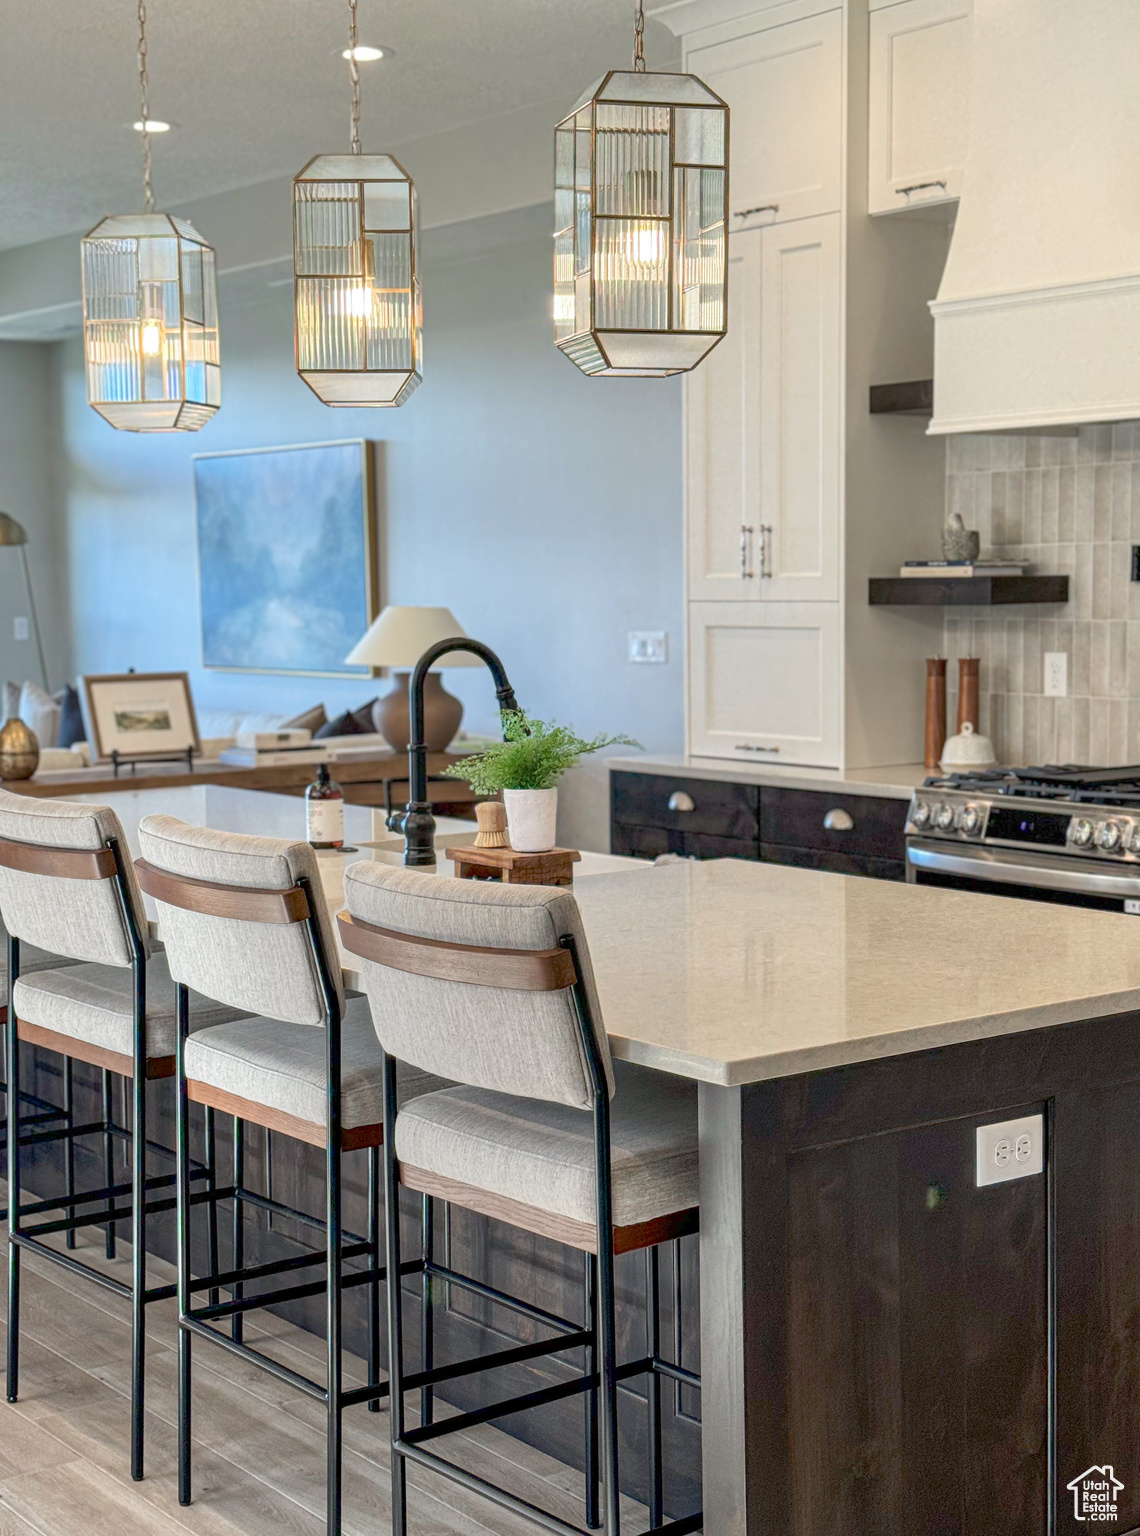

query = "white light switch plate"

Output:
[[12, 617, 28, 642], [628, 631, 667, 664], [1044, 651, 1068, 697], [976, 1113, 1044, 1186]]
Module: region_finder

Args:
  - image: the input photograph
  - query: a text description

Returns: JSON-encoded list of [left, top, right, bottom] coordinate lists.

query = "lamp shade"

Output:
[[344, 606, 482, 668]]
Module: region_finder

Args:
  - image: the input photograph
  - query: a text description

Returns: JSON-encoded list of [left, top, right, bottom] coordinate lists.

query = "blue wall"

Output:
[[54, 204, 685, 768]]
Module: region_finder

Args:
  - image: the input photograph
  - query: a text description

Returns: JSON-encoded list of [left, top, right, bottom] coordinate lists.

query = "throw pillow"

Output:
[[282, 703, 328, 736], [56, 684, 86, 748], [19, 679, 61, 749], [314, 698, 378, 738]]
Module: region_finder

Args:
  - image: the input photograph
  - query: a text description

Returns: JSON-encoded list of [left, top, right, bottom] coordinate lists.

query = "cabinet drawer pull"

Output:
[[740, 524, 755, 580], [734, 204, 779, 220], [823, 808, 855, 832], [735, 743, 780, 753], [895, 180, 947, 198], [667, 791, 696, 813], [758, 523, 772, 579]]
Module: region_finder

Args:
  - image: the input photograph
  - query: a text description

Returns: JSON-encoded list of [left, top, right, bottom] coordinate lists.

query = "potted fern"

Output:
[[443, 711, 639, 852]]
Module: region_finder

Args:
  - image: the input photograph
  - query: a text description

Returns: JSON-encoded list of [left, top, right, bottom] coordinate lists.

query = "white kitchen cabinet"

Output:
[[686, 213, 841, 605], [688, 602, 841, 767], [868, 0, 971, 214], [689, 8, 843, 231]]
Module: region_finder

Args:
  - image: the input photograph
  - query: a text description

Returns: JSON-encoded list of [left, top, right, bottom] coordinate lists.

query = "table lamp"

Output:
[[345, 605, 482, 752]]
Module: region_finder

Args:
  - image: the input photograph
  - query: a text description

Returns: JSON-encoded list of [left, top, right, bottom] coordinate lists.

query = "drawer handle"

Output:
[[823, 808, 855, 832], [895, 180, 947, 198], [735, 743, 779, 753], [734, 204, 779, 220], [667, 791, 696, 813]]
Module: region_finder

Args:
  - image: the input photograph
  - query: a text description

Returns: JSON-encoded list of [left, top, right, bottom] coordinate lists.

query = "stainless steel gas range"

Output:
[[905, 766, 1140, 911]]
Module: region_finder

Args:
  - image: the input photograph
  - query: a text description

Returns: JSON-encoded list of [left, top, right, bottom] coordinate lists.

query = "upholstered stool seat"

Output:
[[185, 994, 448, 1140], [14, 949, 242, 1068], [397, 1059, 697, 1231]]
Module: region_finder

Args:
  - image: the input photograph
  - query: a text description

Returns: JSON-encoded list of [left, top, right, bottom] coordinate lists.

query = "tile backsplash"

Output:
[[944, 424, 1140, 767]]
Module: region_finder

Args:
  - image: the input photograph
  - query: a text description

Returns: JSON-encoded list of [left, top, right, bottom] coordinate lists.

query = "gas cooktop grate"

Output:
[[923, 766, 1140, 807]]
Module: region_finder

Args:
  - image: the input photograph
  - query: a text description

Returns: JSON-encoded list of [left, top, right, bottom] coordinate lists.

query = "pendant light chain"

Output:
[[347, 0, 362, 154], [632, 0, 646, 71], [137, 0, 155, 211]]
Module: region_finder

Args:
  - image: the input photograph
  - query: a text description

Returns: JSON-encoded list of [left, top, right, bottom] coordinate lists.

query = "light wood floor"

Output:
[[0, 1215, 655, 1536]]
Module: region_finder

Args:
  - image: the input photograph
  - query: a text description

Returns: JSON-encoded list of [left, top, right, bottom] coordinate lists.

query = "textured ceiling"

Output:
[[0, 0, 679, 252]]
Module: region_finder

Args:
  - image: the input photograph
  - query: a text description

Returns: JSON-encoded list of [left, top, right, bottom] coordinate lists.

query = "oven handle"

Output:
[[907, 838, 1140, 897]]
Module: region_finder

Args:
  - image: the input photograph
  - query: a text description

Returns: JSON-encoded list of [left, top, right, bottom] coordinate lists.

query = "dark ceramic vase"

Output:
[[372, 671, 463, 753]]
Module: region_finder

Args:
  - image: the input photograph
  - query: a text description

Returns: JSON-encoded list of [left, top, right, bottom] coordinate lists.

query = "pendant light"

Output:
[[81, 1, 221, 432], [293, 0, 422, 407], [554, 0, 730, 377]]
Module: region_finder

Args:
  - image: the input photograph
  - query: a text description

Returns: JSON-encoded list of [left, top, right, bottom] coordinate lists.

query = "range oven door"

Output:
[[906, 837, 1140, 912]]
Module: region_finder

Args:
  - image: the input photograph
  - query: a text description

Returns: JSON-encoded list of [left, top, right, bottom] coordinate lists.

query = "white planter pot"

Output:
[[503, 788, 558, 853]]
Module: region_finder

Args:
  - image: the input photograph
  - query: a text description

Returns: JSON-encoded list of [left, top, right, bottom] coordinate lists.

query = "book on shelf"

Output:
[[899, 560, 1030, 578]]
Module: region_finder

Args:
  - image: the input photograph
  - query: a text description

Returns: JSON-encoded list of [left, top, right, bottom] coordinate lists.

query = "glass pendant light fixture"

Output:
[[81, 1, 221, 432], [554, 0, 730, 377], [293, 0, 422, 407]]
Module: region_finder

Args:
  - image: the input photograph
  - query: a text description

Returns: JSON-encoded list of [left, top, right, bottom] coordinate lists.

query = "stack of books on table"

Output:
[[218, 731, 392, 767], [899, 559, 1030, 578]]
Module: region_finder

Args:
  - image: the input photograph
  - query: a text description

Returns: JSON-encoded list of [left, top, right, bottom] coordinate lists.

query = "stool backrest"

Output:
[[137, 815, 344, 1025], [0, 788, 148, 967], [342, 862, 613, 1110]]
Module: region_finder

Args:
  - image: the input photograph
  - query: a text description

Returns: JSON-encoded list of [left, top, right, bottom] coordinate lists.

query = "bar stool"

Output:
[[0, 789, 243, 1481], [134, 814, 447, 1536], [340, 862, 702, 1536]]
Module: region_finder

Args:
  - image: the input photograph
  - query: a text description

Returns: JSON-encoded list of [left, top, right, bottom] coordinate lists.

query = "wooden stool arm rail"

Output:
[[134, 857, 310, 925], [336, 909, 578, 992], [0, 836, 116, 880]]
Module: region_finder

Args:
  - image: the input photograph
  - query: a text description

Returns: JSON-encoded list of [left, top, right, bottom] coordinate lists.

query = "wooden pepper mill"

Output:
[[924, 658, 947, 771], [958, 657, 980, 731]]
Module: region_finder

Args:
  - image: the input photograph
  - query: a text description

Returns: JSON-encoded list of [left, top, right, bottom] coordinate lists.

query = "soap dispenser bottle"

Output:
[[306, 762, 344, 849]]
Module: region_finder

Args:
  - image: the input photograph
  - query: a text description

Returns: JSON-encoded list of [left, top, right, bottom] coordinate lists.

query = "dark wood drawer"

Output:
[[760, 843, 905, 882], [611, 772, 759, 842], [760, 787, 907, 862], [612, 822, 759, 862]]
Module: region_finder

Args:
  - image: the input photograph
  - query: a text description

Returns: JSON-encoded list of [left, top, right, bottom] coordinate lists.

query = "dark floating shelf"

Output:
[[869, 379, 934, 416], [869, 575, 1070, 607]]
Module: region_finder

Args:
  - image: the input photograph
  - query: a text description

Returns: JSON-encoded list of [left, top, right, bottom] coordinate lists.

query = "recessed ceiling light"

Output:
[[341, 44, 390, 61], [133, 119, 172, 133]]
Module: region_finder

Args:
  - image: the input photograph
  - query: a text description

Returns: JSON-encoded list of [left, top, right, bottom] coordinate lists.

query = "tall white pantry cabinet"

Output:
[[654, 0, 967, 770]]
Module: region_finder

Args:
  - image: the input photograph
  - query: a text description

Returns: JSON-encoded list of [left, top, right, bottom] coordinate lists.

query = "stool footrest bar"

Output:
[[404, 1372, 596, 1446]]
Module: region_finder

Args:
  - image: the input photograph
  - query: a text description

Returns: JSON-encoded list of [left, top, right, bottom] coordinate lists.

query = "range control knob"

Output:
[[1070, 817, 1094, 848], [957, 804, 984, 835], [1096, 820, 1124, 851], [911, 801, 932, 829], [1131, 826, 1140, 855], [934, 802, 956, 831]]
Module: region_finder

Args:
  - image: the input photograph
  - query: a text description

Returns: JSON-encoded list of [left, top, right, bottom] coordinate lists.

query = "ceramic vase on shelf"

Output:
[[503, 788, 558, 853], [0, 717, 38, 781]]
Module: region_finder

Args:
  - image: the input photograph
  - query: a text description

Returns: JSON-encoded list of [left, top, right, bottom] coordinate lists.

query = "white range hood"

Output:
[[930, 0, 1140, 435]]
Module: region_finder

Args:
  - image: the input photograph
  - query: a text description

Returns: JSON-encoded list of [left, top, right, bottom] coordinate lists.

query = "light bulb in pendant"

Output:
[[343, 283, 374, 319], [140, 321, 162, 355]]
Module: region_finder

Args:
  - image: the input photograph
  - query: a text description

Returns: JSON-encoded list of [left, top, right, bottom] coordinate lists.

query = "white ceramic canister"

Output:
[[939, 720, 998, 773]]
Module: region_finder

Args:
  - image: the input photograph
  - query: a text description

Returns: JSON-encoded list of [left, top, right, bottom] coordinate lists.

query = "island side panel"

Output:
[[731, 1013, 1140, 1536]]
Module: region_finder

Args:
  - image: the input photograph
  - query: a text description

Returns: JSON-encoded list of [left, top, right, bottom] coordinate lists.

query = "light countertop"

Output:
[[606, 755, 929, 801], [571, 858, 1140, 1085]]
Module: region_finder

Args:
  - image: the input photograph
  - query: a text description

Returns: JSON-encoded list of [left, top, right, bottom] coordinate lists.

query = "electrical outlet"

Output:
[[976, 1113, 1044, 1186], [1044, 651, 1068, 697], [628, 631, 667, 664], [12, 617, 28, 642]]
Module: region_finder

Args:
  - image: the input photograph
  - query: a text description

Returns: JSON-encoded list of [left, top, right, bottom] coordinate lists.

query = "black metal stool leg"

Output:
[[175, 982, 193, 1507], [6, 936, 21, 1403], [64, 1058, 76, 1249], [367, 1144, 381, 1412], [326, 1131, 343, 1536], [646, 1247, 664, 1528], [130, 1008, 147, 1480], [205, 1106, 220, 1308], [382, 1056, 408, 1536], [102, 1068, 116, 1260], [585, 1252, 601, 1529], [421, 1192, 434, 1428], [232, 1115, 244, 1343]]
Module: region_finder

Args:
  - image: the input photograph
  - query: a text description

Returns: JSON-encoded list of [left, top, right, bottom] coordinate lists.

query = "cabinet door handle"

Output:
[[740, 524, 755, 579], [758, 523, 773, 579], [735, 743, 780, 753], [734, 204, 779, 220], [895, 180, 947, 198], [668, 791, 695, 813], [823, 808, 855, 832]]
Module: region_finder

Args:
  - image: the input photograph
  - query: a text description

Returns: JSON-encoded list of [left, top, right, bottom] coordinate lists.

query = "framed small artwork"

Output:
[[193, 439, 380, 677], [81, 672, 201, 762]]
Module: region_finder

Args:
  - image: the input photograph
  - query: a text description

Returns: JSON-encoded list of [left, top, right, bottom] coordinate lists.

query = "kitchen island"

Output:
[[571, 857, 1140, 1536]]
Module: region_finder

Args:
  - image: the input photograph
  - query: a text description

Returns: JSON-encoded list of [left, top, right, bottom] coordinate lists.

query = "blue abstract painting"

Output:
[[195, 441, 375, 675]]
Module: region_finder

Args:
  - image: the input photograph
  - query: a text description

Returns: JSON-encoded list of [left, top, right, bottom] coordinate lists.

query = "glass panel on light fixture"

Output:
[[554, 68, 729, 378]]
